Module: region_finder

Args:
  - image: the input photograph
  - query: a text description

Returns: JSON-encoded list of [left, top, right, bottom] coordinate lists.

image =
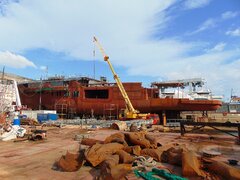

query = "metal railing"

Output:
[[166, 119, 193, 127]]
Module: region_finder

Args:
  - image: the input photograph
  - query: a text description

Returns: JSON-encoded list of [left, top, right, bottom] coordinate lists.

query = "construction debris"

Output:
[[20, 118, 39, 126], [123, 145, 141, 156], [99, 154, 120, 179], [0, 113, 6, 125], [0, 125, 26, 141], [1, 125, 240, 179], [161, 146, 184, 166], [204, 159, 240, 180], [127, 132, 152, 148], [54, 131, 198, 179], [228, 159, 239, 166], [182, 150, 206, 178], [107, 163, 132, 180], [55, 150, 85, 172], [111, 121, 127, 131], [104, 132, 128, 145], [54, 131, 162, 179], [140, 148, 162, 162], [80, 138, 104, 147], [58, 129, 240, 179], [28, 129, 47, 141], [202, 149, 221, 158], [74, 134, 90, 141], [130, 122, 138, 132], [115, 150, 134, 164], [85, 143, 124, 167]]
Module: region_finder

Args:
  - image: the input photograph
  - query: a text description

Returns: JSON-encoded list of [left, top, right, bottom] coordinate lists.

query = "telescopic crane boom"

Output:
[[93, 36, 139, 119]]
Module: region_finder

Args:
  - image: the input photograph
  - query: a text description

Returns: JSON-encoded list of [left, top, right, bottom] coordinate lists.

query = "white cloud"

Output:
[[0, 51, 36, 68], [189, 11, 238, 35], [207, 42, 226, 52], [221, 11, 239, 19], [127, 48, 240, 96], [184, 0, 211, 9], [40, 66, 48, 71], [189, 18, 216, 34], [0, 0, 176, 54], [0, 0, 239, 97], [226, 28, 240, 37]]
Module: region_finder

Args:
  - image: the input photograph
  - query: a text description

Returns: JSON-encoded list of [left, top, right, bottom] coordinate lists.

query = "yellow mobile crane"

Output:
[[93, 36, 139, 119]]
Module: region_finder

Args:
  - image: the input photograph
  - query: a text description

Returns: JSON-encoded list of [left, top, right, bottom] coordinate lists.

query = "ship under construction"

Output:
[[18, 76, 222, 123]]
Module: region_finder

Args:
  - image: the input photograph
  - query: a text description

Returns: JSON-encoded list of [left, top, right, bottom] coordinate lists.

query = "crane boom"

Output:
[[93, 36, 138, 117]]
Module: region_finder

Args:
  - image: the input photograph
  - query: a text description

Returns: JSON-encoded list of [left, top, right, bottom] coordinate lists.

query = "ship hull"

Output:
[[18, 80, 222, 118]]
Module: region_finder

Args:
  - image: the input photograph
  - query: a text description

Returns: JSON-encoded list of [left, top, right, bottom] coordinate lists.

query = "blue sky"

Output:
[[0, 0, 239, 100]]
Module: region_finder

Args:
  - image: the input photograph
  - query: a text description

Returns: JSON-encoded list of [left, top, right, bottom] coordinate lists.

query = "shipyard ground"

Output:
[[0, 125, 240, 180]]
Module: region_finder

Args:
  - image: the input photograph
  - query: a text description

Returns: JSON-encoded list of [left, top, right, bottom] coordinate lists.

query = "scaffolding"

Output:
[[103, 104, 119, 120], [68, 106, 76, 119], [0, 80, 16, 114], [55, 104, 68, 119]]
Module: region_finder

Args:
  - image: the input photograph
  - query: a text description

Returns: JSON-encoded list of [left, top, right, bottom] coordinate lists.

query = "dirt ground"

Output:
[[0, 125, 239, 180]]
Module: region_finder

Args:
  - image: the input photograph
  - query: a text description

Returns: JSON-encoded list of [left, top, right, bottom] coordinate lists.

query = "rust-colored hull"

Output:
[[18, 80, 222, 116]]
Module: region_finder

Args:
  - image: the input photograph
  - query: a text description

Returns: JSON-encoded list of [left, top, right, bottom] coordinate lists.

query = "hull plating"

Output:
[[18, 80, 222, 116]]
